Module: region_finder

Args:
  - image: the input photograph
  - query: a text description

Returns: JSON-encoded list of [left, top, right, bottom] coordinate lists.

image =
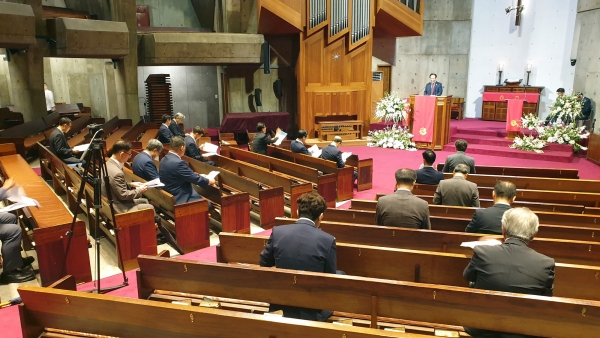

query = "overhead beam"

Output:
[[0, 2, 36, 48]]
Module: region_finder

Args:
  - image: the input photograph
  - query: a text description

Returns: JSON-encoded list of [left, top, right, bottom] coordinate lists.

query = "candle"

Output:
[[527, 63, 532, 71], [499, 63, 504, 71]]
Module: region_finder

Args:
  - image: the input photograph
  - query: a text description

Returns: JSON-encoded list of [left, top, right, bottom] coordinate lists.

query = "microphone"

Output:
[[418, 82, 430, 95]]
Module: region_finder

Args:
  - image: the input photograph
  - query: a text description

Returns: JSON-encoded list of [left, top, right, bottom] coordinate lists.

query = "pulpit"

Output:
[[482, 85, 544, 121], [409, 95, 452, 150]]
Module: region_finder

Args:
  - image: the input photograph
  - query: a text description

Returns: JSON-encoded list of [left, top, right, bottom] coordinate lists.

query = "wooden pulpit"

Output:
[[409, 95, 452, 150]]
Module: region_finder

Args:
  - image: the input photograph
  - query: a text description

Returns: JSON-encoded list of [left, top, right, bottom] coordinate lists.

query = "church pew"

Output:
[[17, 286, 401, 338], [221, 145, 338, 207], [442, 172, 600, 193], [101, 118, 133, 155], [412, 184, 600, 207], [65, 116, 105, 148], [0, 154, 91, 286], [273, 217, 600, 266], [0, 143, 16, 156], [0, 113, 58, 157], [373, 194, 587, 214], [37, 143, 68, 196], [436, 163, 579, 179], [217, 232, 600, 301], [120, 166, 218, 251], [131, 150, 251, 235], [183, 154, 284, 228], [121, 120, 160, 149], [211, 155, 313, 218], [137, 255, 600, 337], [267, 145, 355, 199], [0, 106, 24, 129]]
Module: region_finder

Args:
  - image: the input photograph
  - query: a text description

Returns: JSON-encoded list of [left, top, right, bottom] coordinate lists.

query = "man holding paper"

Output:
[[132, 139, 163, 181], [319, 136, 357, 181], [49, 117, 83, 164], [160, 136, 216, 204], [252, 122, 282, 155], [291, 130, 310, 155], [185, 126, 215, 166], [101, 141, 155, 214]]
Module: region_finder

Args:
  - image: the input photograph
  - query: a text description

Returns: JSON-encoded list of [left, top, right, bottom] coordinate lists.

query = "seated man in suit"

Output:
[[157, 114, 174, 144], [260, 192, 337, 322], [424, 73, 443, 96], [102, 140, 154, 215], [465, 180, 516, 234], [49, 117, 82, 164], [169, 112, 187, 137], [576, 92, 592, 121], [0, 178, 36, 283], [416, 150, 444, 184], [320, 136, 358, 181], [159, 136, 216, 205], [376, 169, 430, 229], [252, 122, 281, 155], [132, 139, 163, 181], [291, 129, 310, 155], [185, 126, 215, 166], [463, 207, 555, 338], [442, 139, 475, 174], [433, 164, 480, 207]]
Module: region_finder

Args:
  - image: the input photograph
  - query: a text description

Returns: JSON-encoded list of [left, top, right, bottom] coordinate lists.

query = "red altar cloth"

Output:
[[220, 112, 290, 133], [506, 99, 524, 132], [482, 92, 540, 103], [412, 95, 437, 142]]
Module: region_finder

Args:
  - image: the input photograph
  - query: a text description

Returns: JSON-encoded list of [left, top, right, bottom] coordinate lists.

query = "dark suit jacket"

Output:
[[184, 135, 208, 162], [49, 128, 73, 160], [157, 124, 173, 144], [465, 203, 511, 235], [319, 144, 344, 168], [132, 151, 159, 182], [433, 176, 480, 207], [581, 96, 592, 119], [260, 218, 336, 321], [416, 166, 444, 185], [290, 139, 310, 155], [424, 82, 443, 96], [375, 190, 431, 229], [442, 151, 476, 174], [252, 132, 278, 155], [169, 120, 186, 137], [159, 152, 209, 204], [463, 238, 555, 338]]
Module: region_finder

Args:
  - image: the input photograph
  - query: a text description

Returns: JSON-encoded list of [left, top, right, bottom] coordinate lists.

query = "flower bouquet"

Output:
[[546, 92, 583, 124], [374, 92, 410, 125], [367, 124, 417, 150], [509, 135, 547, 153], [542, 122, 590, 151]]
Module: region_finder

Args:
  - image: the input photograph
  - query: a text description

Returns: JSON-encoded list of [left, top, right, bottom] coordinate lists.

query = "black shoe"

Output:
[[156, 234, 167, 245], [22, 256, 35, 267], [1, 268, 36, 284]]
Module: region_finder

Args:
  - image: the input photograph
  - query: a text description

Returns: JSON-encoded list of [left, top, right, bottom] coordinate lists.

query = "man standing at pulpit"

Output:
[[424, 73, 443, 96]]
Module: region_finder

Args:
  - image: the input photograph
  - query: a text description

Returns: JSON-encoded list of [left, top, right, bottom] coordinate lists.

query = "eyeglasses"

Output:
[[122, 152, 132, 157]]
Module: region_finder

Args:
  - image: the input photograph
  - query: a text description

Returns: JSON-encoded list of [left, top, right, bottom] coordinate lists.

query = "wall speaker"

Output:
[[273, 79, 283, 99], [255, 88, 262, 107], [262, 42, 270, 74]]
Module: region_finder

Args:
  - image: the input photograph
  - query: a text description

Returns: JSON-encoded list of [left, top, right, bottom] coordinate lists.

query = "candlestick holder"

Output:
[[525, 71, 531, 86], [497, 70, 503, 85]]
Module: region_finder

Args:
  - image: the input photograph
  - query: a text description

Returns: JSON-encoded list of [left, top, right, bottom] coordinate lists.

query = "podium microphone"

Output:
[[418, 82, 429, 95]]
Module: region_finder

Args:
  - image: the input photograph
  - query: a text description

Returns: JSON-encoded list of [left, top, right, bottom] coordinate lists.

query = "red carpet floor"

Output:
[[2, 119, 599, 336]]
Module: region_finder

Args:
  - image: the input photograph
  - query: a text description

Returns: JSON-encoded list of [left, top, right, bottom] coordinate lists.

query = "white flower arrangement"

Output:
[[520, 113, 544, 132], [542, 122, 589, 151], [510, 135, 547, 153], [367, 124, 417, 151], [374, 92, 410, 125], [547, 92, 583, 124]]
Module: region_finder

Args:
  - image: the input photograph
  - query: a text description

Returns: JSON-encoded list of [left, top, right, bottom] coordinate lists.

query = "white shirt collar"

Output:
[[298, 217, 316, 227], [109, 157, 123, 169], [162, 123, 169, 128], [56, 127, 64, 134], [168, 151, 181, 159], [395, 188, 411, 192], [495, 201, 511, 206]]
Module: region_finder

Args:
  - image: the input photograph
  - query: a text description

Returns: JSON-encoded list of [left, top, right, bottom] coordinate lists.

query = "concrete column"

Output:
[[5, 0, 46, 120], [111, 0, 139, 120]]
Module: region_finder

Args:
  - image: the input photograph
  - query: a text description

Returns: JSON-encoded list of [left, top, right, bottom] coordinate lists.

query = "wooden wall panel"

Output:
[[305, 33, 323, 85]]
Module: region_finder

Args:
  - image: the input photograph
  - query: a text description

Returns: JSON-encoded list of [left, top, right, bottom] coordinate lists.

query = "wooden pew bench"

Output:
[[0, 112, 62, 158], [221, 145, 338, 207], [137, 255, 600, 337], [274, 217, 600, 266], [217, 232, 600, 301], [101, 117, 133, 155], [18, 286, 401, 338], [0, 106, 24, 129], [0, 154, 91, 286], [436, 163, 579, 179], [121, 120, 160, 149]]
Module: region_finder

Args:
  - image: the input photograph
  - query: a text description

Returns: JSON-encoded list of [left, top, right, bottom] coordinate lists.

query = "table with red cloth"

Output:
[[482, 92, 540, 132], [220, 112, 291, 133], [482, 92, 540, 103]]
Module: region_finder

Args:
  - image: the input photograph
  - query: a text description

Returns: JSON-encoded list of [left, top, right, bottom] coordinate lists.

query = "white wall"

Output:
[[465, 0, 578, 119]]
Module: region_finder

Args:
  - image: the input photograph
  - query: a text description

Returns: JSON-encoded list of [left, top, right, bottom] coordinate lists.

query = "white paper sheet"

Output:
[[73, 143, 90, 152], [342, 152, 352, 162], [273, 131, 287, 146], [0, 201, 38, 213], [202, 142, 219, 153], [6, 186, 40, 207], [460, 239, 503, 248], [142, 178, 165, 188], [309, 144, 321, 158], [202, 152, 218, 157], [205, 171, 220, 180]]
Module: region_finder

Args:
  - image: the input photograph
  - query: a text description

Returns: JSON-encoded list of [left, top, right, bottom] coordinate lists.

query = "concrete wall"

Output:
[[223, 0, 257, 33], [138, 66, 220, 128], [43, 57, 118, 118], [573, 0, 599, 133], [227, 61, 281, 114], [465, 0, 578, 119], [137, 0, 201, 28], [0, 51, 14, 107], [372, 0, 473, 100]]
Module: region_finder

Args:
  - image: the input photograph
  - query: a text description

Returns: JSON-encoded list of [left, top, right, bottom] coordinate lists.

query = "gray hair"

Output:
[[146, 139, 163, 152], [454, 163, 470, 174], [174, 112, 185, 120], [502, 207, 539, 242], [333, 136, 343, 143]]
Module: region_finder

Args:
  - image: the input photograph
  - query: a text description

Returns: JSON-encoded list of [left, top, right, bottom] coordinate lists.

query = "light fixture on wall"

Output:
[[497, 63, 504, 86], [525, 62, 532, 86], [505, 0, 524, 26]]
